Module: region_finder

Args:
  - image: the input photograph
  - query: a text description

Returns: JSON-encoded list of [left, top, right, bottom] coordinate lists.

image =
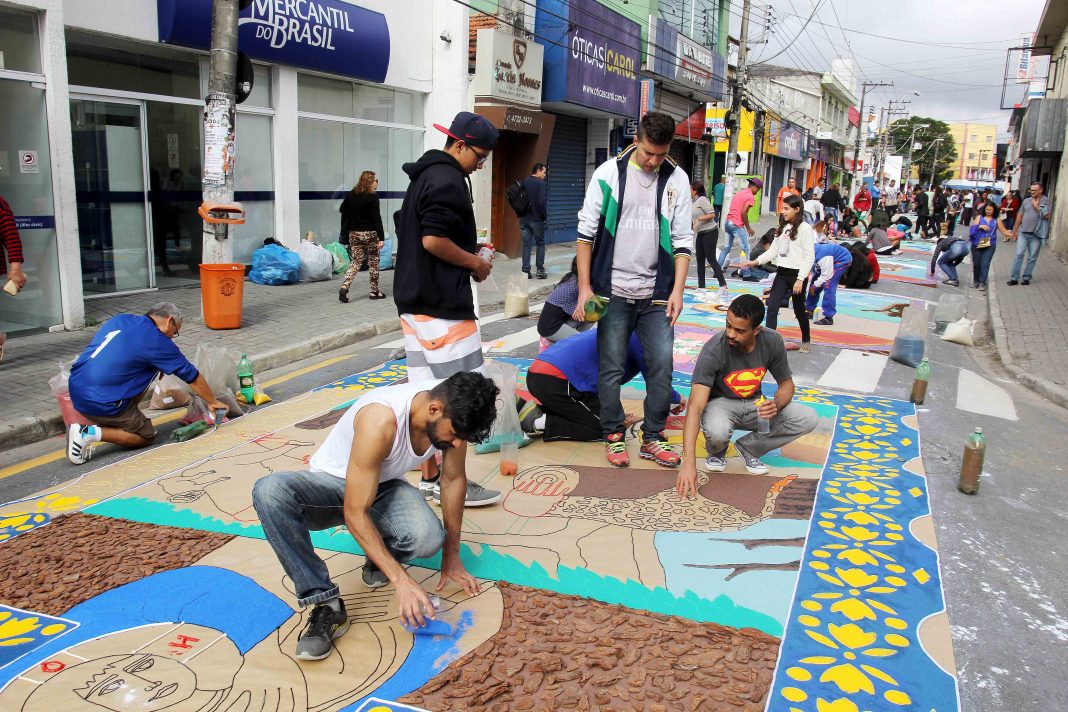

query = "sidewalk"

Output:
[[0, 245, 575, 451], [986, 241, 1068, 409]]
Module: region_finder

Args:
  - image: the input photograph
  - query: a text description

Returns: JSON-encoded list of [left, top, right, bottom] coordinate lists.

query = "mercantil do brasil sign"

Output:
[[157, 0, 390, 83]]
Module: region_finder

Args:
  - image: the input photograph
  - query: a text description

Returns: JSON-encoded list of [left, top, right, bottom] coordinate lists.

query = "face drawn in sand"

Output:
[[0, 538, 504, 711]]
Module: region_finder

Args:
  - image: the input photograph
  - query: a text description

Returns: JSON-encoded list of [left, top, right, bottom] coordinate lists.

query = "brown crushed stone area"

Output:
[[401, 582, 780, 711], [0, 512, 233, 616]]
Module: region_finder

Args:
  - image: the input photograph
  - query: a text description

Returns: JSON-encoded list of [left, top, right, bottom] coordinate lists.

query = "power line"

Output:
[[750, 0, 825, 66], [777, 13, 1017, 51]]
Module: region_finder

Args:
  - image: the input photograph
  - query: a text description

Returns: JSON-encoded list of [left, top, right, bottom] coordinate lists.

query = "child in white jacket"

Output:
[[742, 193, 815, 352]]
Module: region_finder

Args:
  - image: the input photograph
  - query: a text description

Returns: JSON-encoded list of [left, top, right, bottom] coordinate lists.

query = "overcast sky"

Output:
[[732, 0, 1050, 138]]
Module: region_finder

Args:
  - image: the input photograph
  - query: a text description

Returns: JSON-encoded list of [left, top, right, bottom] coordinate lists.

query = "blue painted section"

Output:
[[157, 0, 390, 82], [0, 606, 77, 671], [0, 567, 292, 686]]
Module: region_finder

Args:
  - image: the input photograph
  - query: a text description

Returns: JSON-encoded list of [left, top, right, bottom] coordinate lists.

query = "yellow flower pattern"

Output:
[[772, 391, 957, 710]]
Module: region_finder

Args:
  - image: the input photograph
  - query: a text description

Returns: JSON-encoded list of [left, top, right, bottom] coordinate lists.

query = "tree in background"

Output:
[[887, 117, 956, 187]]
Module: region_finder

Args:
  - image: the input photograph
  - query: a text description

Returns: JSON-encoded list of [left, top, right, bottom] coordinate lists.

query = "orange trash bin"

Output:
[[200, 263, 245, 329]]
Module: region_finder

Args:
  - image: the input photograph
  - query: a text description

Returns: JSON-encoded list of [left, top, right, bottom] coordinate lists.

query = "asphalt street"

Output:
[[0, 270, 1064, 711]]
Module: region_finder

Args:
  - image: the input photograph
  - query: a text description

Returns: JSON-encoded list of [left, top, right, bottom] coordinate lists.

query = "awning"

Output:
[[675, 105, 708, 143]]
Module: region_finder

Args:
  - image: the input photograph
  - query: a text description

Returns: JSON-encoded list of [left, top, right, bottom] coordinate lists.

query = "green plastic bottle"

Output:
[[171, 420, 210, 442], [238, 354, 255, 404], [958, 427, 985, 495], [910, 358, 930, 405]]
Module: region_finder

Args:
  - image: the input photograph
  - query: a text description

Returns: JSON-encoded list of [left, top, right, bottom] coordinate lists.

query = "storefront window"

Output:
[[0, 6, 42, 74], [298, 75, 423, 125], [0, 79, 61, 333], [233, 113, 275, 263], [67, 42, 200, 100]]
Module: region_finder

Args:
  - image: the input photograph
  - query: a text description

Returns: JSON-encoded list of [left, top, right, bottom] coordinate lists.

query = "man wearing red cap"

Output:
[[393, 111, 503, 507]]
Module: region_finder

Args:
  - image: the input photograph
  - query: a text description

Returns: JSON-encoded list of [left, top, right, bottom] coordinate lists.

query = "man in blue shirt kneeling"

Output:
[[66, 302, 228, 464]]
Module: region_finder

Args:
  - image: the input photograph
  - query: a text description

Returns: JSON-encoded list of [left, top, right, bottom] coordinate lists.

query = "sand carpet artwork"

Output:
[[0, 334, 958, 708]]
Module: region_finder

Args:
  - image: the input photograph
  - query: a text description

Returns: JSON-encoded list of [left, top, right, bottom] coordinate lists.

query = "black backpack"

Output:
[[506, 179, 530, 216], [844, 242, 874, 289]]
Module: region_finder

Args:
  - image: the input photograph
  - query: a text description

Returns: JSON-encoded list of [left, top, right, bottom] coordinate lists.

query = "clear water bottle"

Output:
[[755, 394, 771, 434], [910, 358, 931, 405], [958, 427, 985, 495]]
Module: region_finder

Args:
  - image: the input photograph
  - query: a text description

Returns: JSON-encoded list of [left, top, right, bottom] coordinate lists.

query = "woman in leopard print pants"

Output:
[[338, 171, 386, 302]]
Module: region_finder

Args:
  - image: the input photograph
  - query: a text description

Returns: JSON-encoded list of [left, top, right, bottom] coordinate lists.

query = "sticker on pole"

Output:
[[18, 150, 39, 174], [203, 94, 234, 186]]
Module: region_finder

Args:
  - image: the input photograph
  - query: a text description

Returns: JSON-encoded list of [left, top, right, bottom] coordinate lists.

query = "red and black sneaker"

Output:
[[639, 435, 681, 468], [604, 432, 629, 467]]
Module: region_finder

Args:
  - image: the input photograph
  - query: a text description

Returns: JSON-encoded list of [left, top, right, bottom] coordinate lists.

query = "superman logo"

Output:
[[723, 368, 767, 399]]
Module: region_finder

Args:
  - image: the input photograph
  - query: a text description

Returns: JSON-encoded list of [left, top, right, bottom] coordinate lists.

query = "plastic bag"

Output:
[[249, 243, 300, 285], [379, 236, 395, 271], [50, 361, 92, 428], [191, 344, 245, 417], [503, 271, 529, 318], [48, 362, 71, 398], [890, 304, 927, 367], [932, 294, 966, 335], [942, 318, 975, 346], [150, 373, 191, 410], [474, 360, 530, 455], [297, 240, 333, 282], [326, 242, 350, 274]]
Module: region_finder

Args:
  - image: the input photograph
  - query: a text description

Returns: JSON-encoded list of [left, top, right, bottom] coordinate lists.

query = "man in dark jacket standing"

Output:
[[393, 110, 502, 507], [912, 186, 930, 237], [520, 163, 549, 279]]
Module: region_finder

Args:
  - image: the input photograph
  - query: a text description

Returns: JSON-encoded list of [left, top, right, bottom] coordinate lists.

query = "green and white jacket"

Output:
[[577, 145, 694, 301]]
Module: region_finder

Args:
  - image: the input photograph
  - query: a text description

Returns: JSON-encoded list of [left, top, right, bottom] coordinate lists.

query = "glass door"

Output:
[[70, 98, 153, 295]]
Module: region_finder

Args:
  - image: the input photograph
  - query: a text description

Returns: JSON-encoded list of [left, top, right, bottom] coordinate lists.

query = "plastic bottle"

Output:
[[755, 395, 771, 434], [171, 420, 210, 442], [910, 358, 931, 405], [958, 427, 985, 495], [500, 440, 519, 477], [237, 354, 255, 404]]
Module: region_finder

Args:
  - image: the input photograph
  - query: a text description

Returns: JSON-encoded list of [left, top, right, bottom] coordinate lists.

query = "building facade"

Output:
[[948, 123, 998, 183], [0, 0, 467, 335]]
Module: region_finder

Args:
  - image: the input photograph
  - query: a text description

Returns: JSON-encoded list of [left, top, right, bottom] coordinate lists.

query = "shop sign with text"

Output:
[[473, 29, 543, 107]]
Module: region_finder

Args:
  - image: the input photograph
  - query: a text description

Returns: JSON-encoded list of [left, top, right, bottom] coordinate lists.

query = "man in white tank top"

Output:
[[252, 372, 499, 661]]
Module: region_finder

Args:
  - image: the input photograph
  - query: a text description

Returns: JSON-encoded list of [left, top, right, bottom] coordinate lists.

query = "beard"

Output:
[[427, 418, 453, 450]]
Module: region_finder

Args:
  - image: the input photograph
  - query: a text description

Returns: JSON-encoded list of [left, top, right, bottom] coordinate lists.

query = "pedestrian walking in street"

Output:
[[0, 194, 27, 362], [720, 177, 762, 269], [573, 111, 693, 468], [807, 241, 853, 325], [393, 110, 502, 506], [537, 259, 593, 343], [675, 294, 818, 497], [820, 183, 846, 236], [881, 179, 901, 217], [251, 373, 498, 661], [520, 163, 549, 279], [946, 189, 961, 234], [969, 201, 1003, 290], [1000, 189, 1021, 232], [932, 186, 949, 237], [691, 181, 728, 301], [776, 177, 800, 215], [65, 302, 229, 464], [338, 171, 386, 303], [740, 194, 814, 353], [516, 329, 685, 442], [912, 186, 930, 237], [930, 232, 969, 286], [1008, 182, 1052, 286], [960, 190, 975, 227], [712, 174, 727, 222]]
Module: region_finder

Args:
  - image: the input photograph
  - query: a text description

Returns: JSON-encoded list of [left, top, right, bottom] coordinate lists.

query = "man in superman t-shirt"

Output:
[[676, 294, 818, 497]]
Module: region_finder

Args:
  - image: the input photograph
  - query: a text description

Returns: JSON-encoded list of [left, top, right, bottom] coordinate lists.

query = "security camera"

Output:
[[439, 30, 452, 43]]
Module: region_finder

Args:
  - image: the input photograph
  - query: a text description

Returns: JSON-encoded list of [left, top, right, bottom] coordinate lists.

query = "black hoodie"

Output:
[[394, 150, 478, 320]]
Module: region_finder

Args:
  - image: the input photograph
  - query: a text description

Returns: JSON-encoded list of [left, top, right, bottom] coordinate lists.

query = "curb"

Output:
[[985, 278, 1068, 410], [0, 282, 556, 454]]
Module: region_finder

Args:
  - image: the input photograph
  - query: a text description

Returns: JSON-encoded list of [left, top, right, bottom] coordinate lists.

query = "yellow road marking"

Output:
[[0, 354, 358, 482]]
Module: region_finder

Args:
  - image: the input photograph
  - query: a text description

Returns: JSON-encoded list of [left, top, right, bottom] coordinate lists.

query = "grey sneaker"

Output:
[[418, 476, 440, 500], [362, 562, 389, 589], [704, 454, 727, 472], [295, 601, 349, 660], [736, 444, 769, 475], [435, 480, 503, 507]]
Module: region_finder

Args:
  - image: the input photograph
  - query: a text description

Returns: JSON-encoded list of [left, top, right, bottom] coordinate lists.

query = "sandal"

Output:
[[369, 291, 387, 300]]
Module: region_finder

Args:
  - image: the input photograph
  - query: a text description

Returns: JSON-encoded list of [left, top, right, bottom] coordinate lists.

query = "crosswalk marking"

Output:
[[956, 369, 1018, 421], [817, 350, 889, 393]]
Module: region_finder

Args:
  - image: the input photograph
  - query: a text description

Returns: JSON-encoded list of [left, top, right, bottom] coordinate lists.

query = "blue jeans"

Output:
[[971, 244, 996, 286], [805, 264, 848, 319], [1010, 231, 1043, 281], [720, 222, 748, 270], [252, 472, 445, 607], [597, 296, 674, 439], [937, 241, 969, 281], [520, 218, 546, 273]]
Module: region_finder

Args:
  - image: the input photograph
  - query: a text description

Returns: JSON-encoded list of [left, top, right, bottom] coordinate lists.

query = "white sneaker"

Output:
[[717, 286, 731, 304], [418, 477, 440, 500], [67, 424, 97, 465]]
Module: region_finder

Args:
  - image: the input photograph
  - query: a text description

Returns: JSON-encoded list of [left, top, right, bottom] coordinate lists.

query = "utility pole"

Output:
[[201, 0, 241, 264], [928, 138, 944, 190], [850, 81, 893, 204], [903, 123, 929, 191], [876, 101, 910, 184], [720, 0, 751, 234]]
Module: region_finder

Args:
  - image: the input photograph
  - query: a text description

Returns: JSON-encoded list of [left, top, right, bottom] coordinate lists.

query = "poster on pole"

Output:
[[203, 94, 234, 186]]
